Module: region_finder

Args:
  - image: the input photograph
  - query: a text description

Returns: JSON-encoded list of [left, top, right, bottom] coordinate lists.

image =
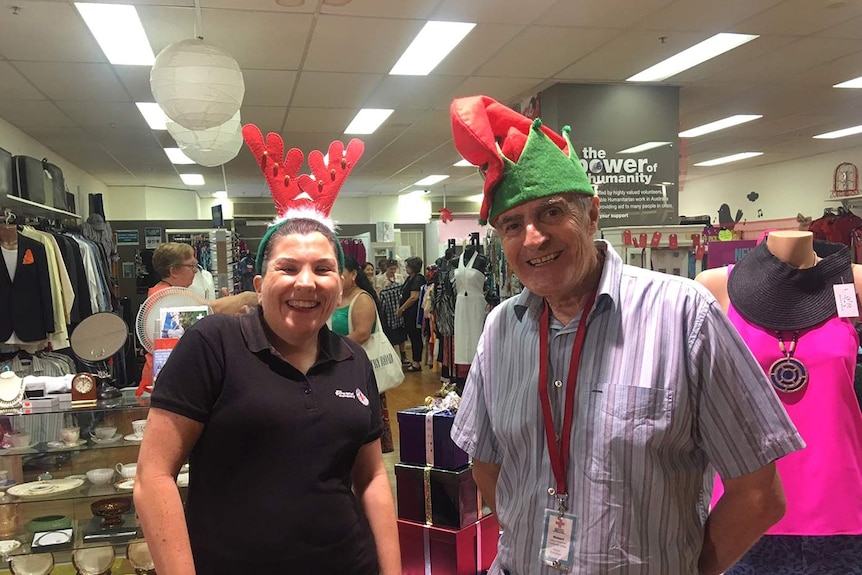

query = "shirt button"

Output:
[[304, 387, 311, 394], [554, 380, 563, 388]]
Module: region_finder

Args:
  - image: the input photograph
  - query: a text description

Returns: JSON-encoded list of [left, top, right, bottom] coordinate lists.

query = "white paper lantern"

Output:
[[167, 111, 243, 167], [150, 38, 245, 131]]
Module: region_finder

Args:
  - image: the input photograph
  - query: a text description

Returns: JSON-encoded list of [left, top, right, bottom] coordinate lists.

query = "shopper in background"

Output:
[[398, 256, 425, 372], [375, 258, 404, 294], [331, 255, 394, 453], [135, 125, 400, 575], [378, 259, 408, 364], [448, 95, 803, 575], [362, 261, 376, 284]]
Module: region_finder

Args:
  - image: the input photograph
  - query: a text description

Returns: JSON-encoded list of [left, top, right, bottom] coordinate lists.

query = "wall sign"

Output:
[[145, 227, 162, 249], [116, 230, 140, 246]]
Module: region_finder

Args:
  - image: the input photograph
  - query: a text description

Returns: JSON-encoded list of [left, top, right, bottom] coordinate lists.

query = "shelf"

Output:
[[3, 195, 79, 219], [825, 194, 862, 202], [0, 436, 145, 458], [2, 393, 150, 417]]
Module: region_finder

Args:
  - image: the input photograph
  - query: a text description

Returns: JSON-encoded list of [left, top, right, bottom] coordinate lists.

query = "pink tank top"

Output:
[[712, 271, 862, 535]]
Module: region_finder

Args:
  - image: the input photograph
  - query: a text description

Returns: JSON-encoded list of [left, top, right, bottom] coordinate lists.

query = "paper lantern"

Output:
[[150, 38, 245, 131], [167, 112, 243, 167]]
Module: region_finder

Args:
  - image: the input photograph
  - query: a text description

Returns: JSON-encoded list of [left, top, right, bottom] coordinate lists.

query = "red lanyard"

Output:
[[538, 289, 597, 513]]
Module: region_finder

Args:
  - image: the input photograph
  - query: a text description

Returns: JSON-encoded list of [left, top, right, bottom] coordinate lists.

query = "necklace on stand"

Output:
[[768, 331, 808, 393]]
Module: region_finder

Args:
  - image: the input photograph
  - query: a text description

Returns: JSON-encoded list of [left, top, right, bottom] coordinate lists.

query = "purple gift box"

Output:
[[397, 407, 469, 471]]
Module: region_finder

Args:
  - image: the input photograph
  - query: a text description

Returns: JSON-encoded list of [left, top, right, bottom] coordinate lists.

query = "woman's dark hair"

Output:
[[363, 261, 375, 273], [405, 256, 423, 275], [259, 218, 342, 275], [344, 255, 380, 312]]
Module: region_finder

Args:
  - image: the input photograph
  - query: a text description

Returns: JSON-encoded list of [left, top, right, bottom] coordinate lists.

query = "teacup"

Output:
[[60, 427, 80, 445], [115, 463, 137, 479], [86, 468, 114, 486], [90, 426, 117, 441], [131, 419, 147, 438], [7, 432, 30, 448]]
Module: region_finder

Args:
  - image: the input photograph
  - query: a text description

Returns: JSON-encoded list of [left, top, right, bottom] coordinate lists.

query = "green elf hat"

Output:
[[450, 95, 594, 225]]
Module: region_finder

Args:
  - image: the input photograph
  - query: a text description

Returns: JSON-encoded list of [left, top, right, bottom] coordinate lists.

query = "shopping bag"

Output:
[[348, 292, 405, 393]]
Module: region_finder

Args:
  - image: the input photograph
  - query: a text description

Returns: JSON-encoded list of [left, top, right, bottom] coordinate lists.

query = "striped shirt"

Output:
[[451, 240, 804, 575]]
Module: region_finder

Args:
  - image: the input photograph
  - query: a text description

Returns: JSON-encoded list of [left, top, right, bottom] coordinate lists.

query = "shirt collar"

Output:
[[513, 239, 622, 322], [240, 307, 352, 362]]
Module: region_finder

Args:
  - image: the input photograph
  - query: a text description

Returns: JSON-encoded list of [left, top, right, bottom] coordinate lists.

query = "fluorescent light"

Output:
[[214, 191, 228, 199], [454, 159, 473, 167], [628, 33, 758, 82], [617, 142, 671, 154], [344, 109, 394, 134], [834, 76, 862, 88], [414, 175, 449, 186], [75, 3, 155, 66], [468, 194, 484, 203], [390, 21, 476, 75], [679, 115, 762, 138], [813, 125, 862, 139], [136, 102, 168, 130], [164, 148, 194, 165], [694, 152, 763, 167], [180, 174, 205, 186]]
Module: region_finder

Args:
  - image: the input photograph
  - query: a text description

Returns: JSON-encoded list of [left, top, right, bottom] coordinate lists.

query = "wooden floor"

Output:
[[382, 363, 448, 503]]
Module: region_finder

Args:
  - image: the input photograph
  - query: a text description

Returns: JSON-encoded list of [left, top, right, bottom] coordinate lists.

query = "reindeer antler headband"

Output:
[[242, 124, 365, 273]]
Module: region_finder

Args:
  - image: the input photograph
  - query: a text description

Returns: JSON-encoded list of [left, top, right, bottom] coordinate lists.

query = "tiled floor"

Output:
[[381, 363, 447, 504]]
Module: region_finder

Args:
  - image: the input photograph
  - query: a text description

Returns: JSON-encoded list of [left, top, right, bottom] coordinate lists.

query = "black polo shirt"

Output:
[[151, 308, 382, 574]]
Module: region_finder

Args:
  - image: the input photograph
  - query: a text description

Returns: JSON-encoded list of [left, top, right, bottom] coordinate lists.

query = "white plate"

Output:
[[0, 539, 20, 554], [123, 434, 143, 442], [114, 478, 134, 491], [46, 439, 86, 449], [176, 472, 189, 487], [90, 434, 123, 445], [7, 478, 84, 498], [1, 442, 38, 453]]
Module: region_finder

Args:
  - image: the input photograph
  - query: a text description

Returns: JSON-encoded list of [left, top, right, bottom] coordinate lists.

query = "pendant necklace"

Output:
[[768, 331, 808, 393]]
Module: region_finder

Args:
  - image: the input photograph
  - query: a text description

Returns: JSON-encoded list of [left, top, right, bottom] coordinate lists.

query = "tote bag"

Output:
[[348, 293, 404, 394]]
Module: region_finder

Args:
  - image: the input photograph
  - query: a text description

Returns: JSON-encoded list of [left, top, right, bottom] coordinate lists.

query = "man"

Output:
[[449, 95, 804, 575]]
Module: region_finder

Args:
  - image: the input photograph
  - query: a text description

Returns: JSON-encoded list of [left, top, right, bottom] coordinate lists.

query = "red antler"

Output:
[[241, 124, 304, 217], [243, 124, 365, 218]]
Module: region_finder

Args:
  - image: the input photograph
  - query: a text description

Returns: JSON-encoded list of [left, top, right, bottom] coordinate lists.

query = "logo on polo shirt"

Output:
[[335, 390, 355, 399], [355, 388, 369, 406]]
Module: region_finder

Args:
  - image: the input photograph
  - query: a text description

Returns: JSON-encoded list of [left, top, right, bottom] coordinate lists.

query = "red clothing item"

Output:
[[136, 282, 170, 396]]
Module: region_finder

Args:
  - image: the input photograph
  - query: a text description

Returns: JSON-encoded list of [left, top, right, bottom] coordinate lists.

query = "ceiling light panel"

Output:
[[628, 33, 758, 82], [414, 175, 449, 186], [390, 21, 476, 76], [834, 76, 862, 89], [679, 115, 763, 138], [694, 152, 763, 167], [75, 3, 155, 66], [164, 148, 194, 165], [214, 191, 228, 198], [617, 142, 672, 154], [180, 174, 205, 186], [813, 125, 862, 139], [136, 103, 168, 130], [453, 159, 473, 167], [344, 109, 394, 134]]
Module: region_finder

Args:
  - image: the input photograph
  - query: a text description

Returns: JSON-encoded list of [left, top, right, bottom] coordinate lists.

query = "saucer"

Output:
[[90, 434, 122, 445], [46, 439, 86, 449], [114, 478, 134, 491], [0, 539, 20, 555], [123, 434, 143, 442], [2, 442, 38, 453], [7, 478, 84, 498]]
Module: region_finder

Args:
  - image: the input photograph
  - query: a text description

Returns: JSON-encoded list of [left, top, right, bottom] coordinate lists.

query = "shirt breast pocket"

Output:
[[586, 384, 673, 482]]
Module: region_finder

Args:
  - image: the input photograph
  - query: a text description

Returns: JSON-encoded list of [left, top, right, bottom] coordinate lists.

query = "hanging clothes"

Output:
[[81, 213, 117, 265], [339, 238, 366, 264], [453, 250, 487, 365], [0, 233, 54, 344]]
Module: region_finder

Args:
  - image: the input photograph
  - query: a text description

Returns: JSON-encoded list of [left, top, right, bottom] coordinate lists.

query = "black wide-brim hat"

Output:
[[728, 240, 853, 331]]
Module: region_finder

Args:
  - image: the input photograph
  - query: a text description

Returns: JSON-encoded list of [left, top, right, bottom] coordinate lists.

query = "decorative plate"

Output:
[[90, 434, 123, 445], [7, 478, 84, 498], [0, 539, 20, 555], [123, 434, 143, 442], [114, 478, 134, 491], [1, 442, 38, 453], [46, 439, 86, 449]]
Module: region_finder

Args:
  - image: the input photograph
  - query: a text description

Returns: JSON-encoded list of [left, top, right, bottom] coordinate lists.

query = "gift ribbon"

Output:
[[423, 466, 433, 525], [424, 410, 436, 467], [423, 525, 431, 575]]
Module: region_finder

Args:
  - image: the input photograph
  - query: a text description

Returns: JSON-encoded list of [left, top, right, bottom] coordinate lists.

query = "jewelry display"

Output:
[[768, 331, 809, 393], [0, 371, 25, 412]]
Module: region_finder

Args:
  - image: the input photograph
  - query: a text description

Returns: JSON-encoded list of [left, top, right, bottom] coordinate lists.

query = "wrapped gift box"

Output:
[[397, 407, 469, 470], [399, 514, 499, 575], [395, 463, 490, 528]]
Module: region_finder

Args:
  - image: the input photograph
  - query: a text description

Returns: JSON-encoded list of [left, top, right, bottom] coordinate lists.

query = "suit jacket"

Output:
[[0, 233, 55, 342]]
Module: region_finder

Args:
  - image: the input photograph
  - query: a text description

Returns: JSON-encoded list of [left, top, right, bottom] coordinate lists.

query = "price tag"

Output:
[[834, 284, 859, 318]]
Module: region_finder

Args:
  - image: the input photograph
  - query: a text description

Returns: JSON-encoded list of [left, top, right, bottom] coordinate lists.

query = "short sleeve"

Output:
[[363, 358, 384, 444], [451, 334, 502, 463], [150, 317, 226, 424], [688, 301, 805, 479]]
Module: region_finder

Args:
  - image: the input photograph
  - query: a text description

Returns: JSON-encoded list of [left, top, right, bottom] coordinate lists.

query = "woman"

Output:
[[134, 219, 401, 574], [138, 242, 198, 392], [331, 256, 395, 453], [398, 256, 425, 372], [362, 261, 376, 284]]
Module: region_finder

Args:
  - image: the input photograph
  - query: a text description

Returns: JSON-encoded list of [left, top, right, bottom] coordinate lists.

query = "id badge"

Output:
[[539, 508, 577, 571]]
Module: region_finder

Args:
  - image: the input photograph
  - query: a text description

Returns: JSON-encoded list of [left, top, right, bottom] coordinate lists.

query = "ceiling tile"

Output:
[[114, 67, 155, 102], [0, 62, 45, 101], [304, 15, 424, 74], [320, 0, 435, 19], [433, 23, 524, 76], [736, 0, 862, 36], [241, 70, 298, 106], [365, 76, 466, 110], [537, 0, 674, 28], [284, 107, 356, 133], [431, 0, 558, 25], [55, 102, 151, 130], [16, 62, 130, 102], [291, 72, 382, 108], [815, 14, 862, 39], [0, 1, 105, 62], [0, 101, 77, 129], [240, 106, 289, 132], [476, 26, 616, 78], [449, 77, 544, 106], [637, 0, 786, 32]]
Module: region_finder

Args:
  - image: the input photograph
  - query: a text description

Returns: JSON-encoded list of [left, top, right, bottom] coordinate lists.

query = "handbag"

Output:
[[348, 293, 404, 394]]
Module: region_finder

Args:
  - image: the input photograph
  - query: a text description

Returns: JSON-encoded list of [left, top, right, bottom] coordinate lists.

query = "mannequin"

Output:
[[696, 230, 862, 573], [453, 234, 488, 365]]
